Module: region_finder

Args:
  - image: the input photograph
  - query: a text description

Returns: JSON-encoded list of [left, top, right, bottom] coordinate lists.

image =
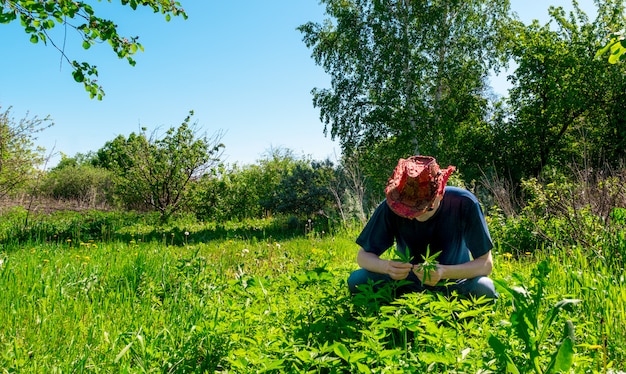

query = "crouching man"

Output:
[[348, 156, 498, 299]]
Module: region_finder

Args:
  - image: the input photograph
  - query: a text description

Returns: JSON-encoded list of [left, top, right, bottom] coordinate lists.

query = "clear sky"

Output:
[[0, 1, 598, 168]]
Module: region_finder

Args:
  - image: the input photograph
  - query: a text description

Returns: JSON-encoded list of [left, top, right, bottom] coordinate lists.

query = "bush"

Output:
[[487, 164, 626, 268], [39, 164, 114, 207]]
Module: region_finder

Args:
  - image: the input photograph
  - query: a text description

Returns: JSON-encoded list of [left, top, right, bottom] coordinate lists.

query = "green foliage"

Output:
[[488, 165, 626, 269], [193, 149, 338, 223], [95, 112, 224, 222], [192, 163, 265, 222], [490, 260, 580, 373], [0, 106, 51, 198], [415, 246, 441, 284], [297, 1, 625, 192], [466, 2, 626, 184], [1, 0, 187, 99], [263, 159, 336, 217], [596, 31, 626, 64], [0, 210, 625, 372], [39, 155, 114, 206], [0, 208, 153, 245], [299, 0, 510, 180], [596, 0, 626, 65]]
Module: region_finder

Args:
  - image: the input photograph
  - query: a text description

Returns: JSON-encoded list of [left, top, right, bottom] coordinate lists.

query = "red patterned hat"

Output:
[[385, 156, 456, 218]]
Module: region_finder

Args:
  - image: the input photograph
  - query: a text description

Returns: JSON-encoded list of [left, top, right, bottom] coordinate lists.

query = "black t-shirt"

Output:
[[356, 186, 493, 265]]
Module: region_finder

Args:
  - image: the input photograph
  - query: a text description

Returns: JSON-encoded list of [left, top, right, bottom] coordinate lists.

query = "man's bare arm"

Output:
[[414, 251, 493, 286]]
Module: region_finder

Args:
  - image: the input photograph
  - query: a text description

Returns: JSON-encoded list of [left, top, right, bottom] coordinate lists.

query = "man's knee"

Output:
[[472, 276, 499, 299], [347, 269, 365, 294], [347, 269, 390, 294]]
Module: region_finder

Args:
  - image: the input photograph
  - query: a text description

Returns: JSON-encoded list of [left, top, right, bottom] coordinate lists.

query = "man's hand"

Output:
[[413, 263, 444, 286], [385, 260, 414, 280]]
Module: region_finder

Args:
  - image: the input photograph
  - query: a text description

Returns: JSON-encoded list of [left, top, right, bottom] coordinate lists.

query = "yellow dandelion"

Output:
[[503, 253, 513, 259]]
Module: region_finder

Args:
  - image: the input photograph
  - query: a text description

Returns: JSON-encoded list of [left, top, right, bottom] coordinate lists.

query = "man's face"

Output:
[[414, 195, 442, 222]]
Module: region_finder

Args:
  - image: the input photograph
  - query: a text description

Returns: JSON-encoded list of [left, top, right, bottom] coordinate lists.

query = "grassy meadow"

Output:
[[0, 208, 625, 373]]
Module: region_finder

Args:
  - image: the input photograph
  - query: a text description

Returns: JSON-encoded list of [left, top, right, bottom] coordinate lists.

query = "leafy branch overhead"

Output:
[[0, 0, 187, 99], [596, 31, 626, 64]]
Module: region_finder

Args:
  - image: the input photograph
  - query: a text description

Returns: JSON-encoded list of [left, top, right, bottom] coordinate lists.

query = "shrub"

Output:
[[39, 164, 114, 207]]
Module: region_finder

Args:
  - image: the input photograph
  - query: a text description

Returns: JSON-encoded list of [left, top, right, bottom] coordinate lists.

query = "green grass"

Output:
[[0, 217, 624, 373]]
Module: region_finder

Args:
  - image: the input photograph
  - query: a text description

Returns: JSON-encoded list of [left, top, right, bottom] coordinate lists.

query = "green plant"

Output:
[[1, 210, 625, 372], [95, 113, 224, 222], [395, 245, 442, 284], [489, 260, 581, 373], [394, 246, 413, 264], [414, 246, 441, 284]]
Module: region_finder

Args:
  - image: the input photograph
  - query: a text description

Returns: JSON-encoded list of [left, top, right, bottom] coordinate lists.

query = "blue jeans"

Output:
[[347, 268, 499, 299]]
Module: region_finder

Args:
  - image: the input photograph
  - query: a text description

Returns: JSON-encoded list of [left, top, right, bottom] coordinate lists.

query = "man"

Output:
[[347, 155, 498, 299]]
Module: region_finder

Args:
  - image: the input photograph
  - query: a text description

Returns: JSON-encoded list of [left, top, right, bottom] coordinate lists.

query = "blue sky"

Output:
[[1, 1, 597, 168]]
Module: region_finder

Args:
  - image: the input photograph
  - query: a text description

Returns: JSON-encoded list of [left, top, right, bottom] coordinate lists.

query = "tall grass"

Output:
[[0, 211, 624, 372]]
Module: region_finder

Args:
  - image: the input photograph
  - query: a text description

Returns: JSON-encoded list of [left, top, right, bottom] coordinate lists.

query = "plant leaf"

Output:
[[332, 342, 350, 362], [545, 320, 575, 373], [114, 341, 133, 363], [488, 335, 521, 374]]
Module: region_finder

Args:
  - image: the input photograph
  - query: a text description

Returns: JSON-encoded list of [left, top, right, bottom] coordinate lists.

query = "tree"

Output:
[[192, 162, 266, 222], [595, 0, 626, 64], [497, 1, 626, 181], [328, 153, 371, 223], [0, 0, 187, 99], [0, 106, 52, 199], [96, 111, 224, 222], [299, 0, 511, 183], [264, 159, 336, 217]]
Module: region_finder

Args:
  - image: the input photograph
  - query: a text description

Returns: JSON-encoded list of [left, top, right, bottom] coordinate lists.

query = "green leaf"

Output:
[[332, 342, 350, 361], [537, 299, 580, 344], [545, 320, 575, 373], [114, 341, 133, 363], [608, 39, 626, 64], [82, 40, 91, 50], [0, 11, 17, 24], [356, 362, 371, 373], [72, 70, 85, 83], [488, 335, 520, 374], [29, 34, 39, 44]]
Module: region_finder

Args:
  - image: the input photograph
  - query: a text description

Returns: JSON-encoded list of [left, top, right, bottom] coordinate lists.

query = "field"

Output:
[[0, 209, 625, 373]]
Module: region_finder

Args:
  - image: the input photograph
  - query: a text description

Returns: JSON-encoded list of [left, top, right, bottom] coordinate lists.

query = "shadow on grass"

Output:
[[0, 209, 332, 247]]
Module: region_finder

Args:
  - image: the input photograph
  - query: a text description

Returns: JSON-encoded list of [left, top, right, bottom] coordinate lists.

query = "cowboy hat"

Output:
[[385, 156, 456, 218]]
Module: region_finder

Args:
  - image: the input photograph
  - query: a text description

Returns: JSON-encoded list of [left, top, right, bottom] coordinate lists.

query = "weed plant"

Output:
[[0, 212, 625, 372]]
